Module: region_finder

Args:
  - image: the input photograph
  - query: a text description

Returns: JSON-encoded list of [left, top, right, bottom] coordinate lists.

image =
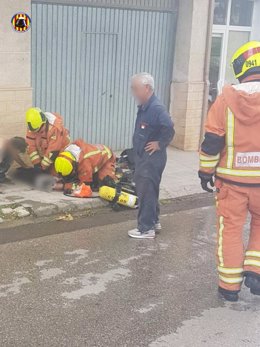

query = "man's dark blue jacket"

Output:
[[133, 94, 174, 157], [132, 94, 174, 185]]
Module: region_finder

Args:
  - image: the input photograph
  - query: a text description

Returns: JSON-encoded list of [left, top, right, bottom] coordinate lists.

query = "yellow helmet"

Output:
[[26, 107, 46, 131], [54, 152, 76, 177], [232, 41, 260, 80]]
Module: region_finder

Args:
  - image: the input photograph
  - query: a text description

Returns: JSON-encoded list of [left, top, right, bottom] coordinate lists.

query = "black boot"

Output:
[[218, 286, 239, 302], [244, 272, 260, 295]]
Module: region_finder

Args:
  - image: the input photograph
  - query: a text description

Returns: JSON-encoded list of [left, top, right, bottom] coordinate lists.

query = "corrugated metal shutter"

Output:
[[32, 3, 177, 149], [32, 0, 177, 12]]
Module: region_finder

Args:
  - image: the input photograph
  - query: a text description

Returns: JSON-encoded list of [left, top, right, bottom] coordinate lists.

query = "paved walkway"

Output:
[[0, 148, 201, 222], [161, 148, 201, 199]]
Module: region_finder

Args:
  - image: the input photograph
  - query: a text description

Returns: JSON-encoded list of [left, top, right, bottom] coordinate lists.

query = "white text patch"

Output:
[[236, 152, 260, 168]]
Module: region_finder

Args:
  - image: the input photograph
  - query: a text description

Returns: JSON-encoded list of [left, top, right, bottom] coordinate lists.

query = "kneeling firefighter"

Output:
[[199, 41, 260, 302], [54, 140, 137, 207], [26, 108, 70, 172]]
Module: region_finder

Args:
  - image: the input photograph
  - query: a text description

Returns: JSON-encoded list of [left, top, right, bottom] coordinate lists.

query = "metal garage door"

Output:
[[32, 0, 177, 149]]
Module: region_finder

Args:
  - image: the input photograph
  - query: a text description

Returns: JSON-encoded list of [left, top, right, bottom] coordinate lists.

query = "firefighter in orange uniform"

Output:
[[199, 41, 260, 302], [54, 139, 116, 193], [26, 108, 70, 172]]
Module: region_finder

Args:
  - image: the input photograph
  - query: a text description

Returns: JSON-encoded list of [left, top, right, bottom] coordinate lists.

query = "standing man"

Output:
[[26, 108, 70, 172], [128, 73, 174, 239], [199, 41, 260, 302]]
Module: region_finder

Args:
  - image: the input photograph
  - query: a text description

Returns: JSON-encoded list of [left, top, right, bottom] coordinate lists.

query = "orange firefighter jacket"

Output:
[[200, 80, 260, 185], [26, 112, 70, 170], [68, 139, 116, 184]]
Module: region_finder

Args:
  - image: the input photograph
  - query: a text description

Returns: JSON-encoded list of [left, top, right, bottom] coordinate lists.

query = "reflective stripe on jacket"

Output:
[[26, 112, 70, 169], [71, 139, 115, 184], [200, 81, 260, 185]]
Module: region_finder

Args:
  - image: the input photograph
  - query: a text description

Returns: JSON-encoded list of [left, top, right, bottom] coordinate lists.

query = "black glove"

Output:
[[83, 181, 98, 192], [198, 171, 215, 193], [64, 188, 72, 195], [99, 176, 117, 188], [33, 163, 42, 174]]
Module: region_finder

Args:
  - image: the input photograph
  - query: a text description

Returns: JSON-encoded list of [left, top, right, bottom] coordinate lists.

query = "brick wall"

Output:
[[171, 81, 205, 151]]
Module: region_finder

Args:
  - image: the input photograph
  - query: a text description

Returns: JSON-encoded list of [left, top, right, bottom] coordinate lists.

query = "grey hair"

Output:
[[131, 72, 155, 91]]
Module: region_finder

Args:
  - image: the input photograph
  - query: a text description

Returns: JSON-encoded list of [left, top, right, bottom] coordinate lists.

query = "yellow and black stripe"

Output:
[[12, 13, 31, 32], [244, 250, 260, 269]]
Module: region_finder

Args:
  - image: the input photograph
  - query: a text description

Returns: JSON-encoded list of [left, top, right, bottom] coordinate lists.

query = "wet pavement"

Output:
[[0, 201, 259, 346]]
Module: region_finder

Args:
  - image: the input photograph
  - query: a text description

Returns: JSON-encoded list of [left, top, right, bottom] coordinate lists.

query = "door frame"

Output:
[[211, 31, 225, 95]]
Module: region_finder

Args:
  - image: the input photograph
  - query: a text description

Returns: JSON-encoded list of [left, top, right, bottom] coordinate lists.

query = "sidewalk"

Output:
[[160, 148, 201, 199], [0, 148, 201, 223]]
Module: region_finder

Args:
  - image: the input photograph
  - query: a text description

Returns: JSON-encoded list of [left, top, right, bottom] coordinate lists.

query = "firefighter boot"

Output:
[[244, 272, 260, 295], [218, 287, 239, 302]]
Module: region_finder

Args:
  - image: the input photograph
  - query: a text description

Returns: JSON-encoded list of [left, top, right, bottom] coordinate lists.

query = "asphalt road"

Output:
[[0, 198, 259, 347]]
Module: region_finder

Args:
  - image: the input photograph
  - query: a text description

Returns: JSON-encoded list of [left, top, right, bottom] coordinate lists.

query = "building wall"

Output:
[[170, 0, 213, 151], [251, 0, 260, 41], [31, 2, 177, 150], [173, 0, 260, 151], [1, 0, 259, 151], [0, 0, 32, 138]]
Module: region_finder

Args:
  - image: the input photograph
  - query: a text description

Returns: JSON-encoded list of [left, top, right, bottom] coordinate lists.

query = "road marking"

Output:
[[0, 277, 31, 298], [61, 267, 131, 300], [119, 253, 150, 266], [136, 303, 161, 314], [35, 259, 53, 267], [64, 249, 89, 264], [40, 268, 66, 281]]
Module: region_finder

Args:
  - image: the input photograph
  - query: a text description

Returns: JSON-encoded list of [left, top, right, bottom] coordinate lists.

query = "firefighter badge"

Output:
[[11, 13, 31, 32]]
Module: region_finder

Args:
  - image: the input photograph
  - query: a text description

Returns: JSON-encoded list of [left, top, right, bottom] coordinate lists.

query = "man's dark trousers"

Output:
[[134, 150, 167, 232], [132, 93, 174, 232]]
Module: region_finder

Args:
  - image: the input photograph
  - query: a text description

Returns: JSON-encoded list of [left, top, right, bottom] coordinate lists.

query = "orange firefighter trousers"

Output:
[[216, 180, 260, 291]]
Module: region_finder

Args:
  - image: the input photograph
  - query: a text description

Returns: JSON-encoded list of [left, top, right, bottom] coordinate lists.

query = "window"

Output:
[[225, 31, 250, 84], [210, 0, 255, 101], [209, 35, 223, 102], [230, 0, 254, 26], [214, 0, 229, 25], [214, 0, 254, 26]]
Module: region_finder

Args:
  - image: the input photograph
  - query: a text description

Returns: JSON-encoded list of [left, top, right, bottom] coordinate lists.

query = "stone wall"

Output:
[[0, 0, 32, 138], [170, 0, 213, 151]]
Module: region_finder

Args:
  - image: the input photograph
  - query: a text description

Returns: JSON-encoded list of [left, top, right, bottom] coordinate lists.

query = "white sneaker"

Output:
[[155, 222, 162, 231], [128, 228, 155, 239]]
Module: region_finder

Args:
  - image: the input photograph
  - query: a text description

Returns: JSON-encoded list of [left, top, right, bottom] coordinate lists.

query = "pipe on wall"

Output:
[[199, 0, 215, 148]]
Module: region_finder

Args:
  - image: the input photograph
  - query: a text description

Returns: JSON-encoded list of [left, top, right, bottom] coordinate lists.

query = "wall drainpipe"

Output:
[[199, 0, 215, 148]]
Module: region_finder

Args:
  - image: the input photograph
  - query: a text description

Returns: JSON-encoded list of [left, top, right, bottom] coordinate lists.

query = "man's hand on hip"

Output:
[[145, 141, 160, 155]]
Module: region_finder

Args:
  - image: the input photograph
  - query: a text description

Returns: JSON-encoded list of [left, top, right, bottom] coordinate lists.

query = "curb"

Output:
[[0, 192, 214, 245], [0, 184, 208, 225], [0, 197, 108, 224]]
